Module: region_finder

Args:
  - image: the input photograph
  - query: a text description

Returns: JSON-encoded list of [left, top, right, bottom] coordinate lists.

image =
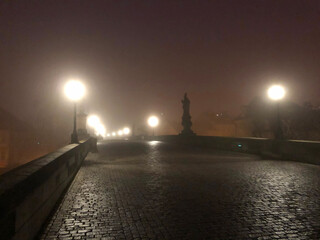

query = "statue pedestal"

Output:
[[179, 129, 196, 136], [179, 131, 196, 136]]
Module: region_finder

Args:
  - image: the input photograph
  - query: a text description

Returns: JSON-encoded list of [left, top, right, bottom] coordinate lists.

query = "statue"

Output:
[[180, 93, 196, 136]]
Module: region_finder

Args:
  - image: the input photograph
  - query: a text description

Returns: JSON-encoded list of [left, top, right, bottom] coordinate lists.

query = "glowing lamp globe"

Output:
[[112, 132, 116, 136], [64, 80, 86, 101], [123, 127, 130, 135], [268, 85, 286, 101], [87, 115, 100, 128], [118, 130, 123, 136], [148, 116, 159, 128]]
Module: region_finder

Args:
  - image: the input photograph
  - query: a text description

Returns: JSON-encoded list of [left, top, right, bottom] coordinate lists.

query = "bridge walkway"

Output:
[[39, 140, 320, 239]]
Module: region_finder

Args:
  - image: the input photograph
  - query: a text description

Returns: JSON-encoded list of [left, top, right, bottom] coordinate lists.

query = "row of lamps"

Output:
[[64, 80, 160, 141], [64, 80, 107, 142], [65, 79, 286, 142], [103, 115, 160, 138]]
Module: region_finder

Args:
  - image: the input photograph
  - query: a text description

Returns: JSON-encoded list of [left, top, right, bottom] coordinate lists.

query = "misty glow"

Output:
[[268, 85, 286, 101], [95, 124, 106, 137], [148, 116, 159, 127], [64, 80, 86, 101], [123, 127, 130, 135], [87, 115, 100, 128]]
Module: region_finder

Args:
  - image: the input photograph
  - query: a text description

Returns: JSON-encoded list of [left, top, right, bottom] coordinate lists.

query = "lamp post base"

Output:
[[71, 132, 79, 144]]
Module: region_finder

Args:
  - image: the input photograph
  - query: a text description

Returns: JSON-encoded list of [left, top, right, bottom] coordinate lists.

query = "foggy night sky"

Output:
[[1, 0, 320, 133]]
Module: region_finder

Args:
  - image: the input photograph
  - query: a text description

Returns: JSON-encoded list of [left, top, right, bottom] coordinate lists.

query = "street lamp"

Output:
[[87, 115, 100, 128], [123, 127, 130, 135], [118, 130, 123, 136], [148, 116, 159, 136], [267, 85, 286, 139], [64, 80, 86, 143]]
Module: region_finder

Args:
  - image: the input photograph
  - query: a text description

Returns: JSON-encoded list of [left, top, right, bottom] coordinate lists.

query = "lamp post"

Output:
[[64, 80, 86, 143], [267, 85, 286, 139], [148, 116, 159, 136]]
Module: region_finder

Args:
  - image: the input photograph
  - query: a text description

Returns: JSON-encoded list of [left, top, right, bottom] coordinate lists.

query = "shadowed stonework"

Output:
[[40, 141, 320, 239]]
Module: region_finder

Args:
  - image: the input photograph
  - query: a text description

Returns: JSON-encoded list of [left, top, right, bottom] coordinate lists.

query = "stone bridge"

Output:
[[1, 137, 320, 239]]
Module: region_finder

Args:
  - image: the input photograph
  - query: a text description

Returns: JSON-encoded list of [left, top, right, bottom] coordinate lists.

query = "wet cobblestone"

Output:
[[40, 140, 320, 239]]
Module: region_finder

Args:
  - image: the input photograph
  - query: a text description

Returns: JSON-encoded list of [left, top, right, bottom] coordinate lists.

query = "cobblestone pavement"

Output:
[[40, 140, 320, 239]]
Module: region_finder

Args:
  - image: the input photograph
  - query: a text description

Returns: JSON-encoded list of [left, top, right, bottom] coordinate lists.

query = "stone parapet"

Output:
[[0, 138, 96, 240], [135, 135, 320, 166]]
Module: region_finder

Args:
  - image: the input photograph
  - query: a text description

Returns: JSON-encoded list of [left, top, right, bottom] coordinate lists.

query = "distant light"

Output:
[[107, 133, 110, 137], [118, 130, 123, 136], [268, 85, 286, 101], [112, 132, 116, 136], [238, 144, 242, 148], [87, 115, 100, 128], [148, 116, 159, 128], [123, 127, 130, 135], [64, 80, 86, 101]]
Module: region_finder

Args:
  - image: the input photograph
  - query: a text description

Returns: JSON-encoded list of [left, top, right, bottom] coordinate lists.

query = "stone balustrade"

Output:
[[0, 138, 96, 240]]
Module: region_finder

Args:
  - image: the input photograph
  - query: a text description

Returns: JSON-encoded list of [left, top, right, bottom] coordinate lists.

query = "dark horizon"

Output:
[[1, 0, 320, 133]]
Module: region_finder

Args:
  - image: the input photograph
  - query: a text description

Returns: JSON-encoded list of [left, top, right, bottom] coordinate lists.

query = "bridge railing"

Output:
[[140, 135, 320, 165], [0, 138, 96, 240]]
